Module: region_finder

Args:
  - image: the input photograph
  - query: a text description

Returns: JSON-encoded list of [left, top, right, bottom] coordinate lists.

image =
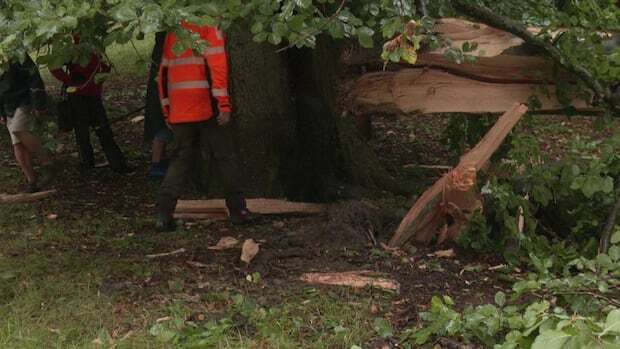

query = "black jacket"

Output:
[[0, 55, 47, 117]]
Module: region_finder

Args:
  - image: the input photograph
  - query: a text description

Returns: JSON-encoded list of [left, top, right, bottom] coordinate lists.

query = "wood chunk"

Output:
[[0, 190, 57, 204], [300, 271, 400, 291], [348, 68, 590, 114], [389, 104, 528, 247]]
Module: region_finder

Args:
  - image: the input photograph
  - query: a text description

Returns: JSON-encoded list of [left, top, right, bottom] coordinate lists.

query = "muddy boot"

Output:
[[229, 209, 258, 226], [25, 181, 41, 193]]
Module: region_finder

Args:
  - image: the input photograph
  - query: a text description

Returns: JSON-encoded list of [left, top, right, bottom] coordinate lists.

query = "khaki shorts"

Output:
[[6, 107, 34, 145]]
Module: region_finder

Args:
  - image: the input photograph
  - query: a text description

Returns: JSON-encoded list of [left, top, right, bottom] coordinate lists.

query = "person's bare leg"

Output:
[[151, 139, 166, 163], [13, 131, 52, 165], [13, 143, 36, 184]]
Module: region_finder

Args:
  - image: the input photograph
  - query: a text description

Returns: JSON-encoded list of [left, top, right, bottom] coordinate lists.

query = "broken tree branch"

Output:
[[451, 0, 614, 110], [389, 103, 529, 247]]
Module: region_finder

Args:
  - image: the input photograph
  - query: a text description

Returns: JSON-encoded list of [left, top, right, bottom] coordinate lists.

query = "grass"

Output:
[[0, 206, 384, 348], [0, 156, 389, 348]]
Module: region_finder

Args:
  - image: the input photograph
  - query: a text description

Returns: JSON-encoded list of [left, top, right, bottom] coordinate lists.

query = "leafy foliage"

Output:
[[406, 234, 620, 348]]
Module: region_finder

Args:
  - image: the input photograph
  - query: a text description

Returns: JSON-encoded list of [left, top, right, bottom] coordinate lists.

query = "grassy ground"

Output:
[[2, 38, 618, 349]]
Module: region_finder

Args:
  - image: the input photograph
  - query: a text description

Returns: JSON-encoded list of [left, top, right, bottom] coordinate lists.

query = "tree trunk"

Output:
[[225, 25, 404, 201]]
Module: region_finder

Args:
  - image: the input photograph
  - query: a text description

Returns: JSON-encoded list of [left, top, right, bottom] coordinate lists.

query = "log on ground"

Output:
[[389, 103, 529, 247], [174, 198, 327, 219]]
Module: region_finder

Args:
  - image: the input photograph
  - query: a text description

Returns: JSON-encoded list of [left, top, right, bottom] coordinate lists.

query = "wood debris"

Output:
[[208, 236, 240, 250], [300, 271, 400, 291], [0, 190, 57, 204], [146, 248, 186, 259], [434, 249, 456, 258], [389, 103, 529, 247], [174, 198, 326, 220], [240, 239, 260, 264]]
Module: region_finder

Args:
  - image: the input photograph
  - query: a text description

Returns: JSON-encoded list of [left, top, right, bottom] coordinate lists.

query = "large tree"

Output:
[[1, 0, 619, 201]]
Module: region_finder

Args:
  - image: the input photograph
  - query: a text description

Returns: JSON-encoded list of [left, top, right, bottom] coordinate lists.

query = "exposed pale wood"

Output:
[[389, 104, 528, 247], [434, 18, 525, 57], [300, 271, 400, 291], [348, 68, 589, 114], [146, 248, 187, 259], [175, 198, 327, 215], [0, 190, 57, 204], [415, 53, 552, 84]]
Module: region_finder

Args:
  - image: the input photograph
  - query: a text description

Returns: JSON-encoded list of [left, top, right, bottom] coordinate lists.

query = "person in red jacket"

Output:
[[155, 22, 254, 231], [51, 50, 129, 173]]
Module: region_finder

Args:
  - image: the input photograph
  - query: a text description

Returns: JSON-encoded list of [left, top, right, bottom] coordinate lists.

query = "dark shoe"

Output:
[[155, 213, 176, 232], [229, 209, 258, 226], [25, 181, 41, 194], [113, 165, 135, 175], [38, 162, 57, 188], [147, 162, 167, 179]]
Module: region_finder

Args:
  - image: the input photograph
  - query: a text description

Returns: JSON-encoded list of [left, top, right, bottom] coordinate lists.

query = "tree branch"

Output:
[[451, 0, 615, 111]]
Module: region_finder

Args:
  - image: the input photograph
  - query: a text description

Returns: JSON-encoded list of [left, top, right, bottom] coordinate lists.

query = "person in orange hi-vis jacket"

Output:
[[155, 22, 256, 231]]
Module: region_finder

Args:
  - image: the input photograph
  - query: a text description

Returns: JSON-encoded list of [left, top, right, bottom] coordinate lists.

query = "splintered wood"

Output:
[[174, 198, 326, 220], [300, 271, 400, 291], [345, 18, 592, 115], [389, 103, 529, 247], [348, 69, 589, 115], [0, 190, 57, 204]]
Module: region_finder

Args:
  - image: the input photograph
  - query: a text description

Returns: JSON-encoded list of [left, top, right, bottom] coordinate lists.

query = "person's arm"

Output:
[[23, 56, 47, 111], [203, 26, 231, 116], [157, 34, 171, 123], [50, 66, 72, 85]]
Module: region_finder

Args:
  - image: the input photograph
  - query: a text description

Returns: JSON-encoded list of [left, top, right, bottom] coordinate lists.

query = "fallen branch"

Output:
[[0, 190, 57, 204], [300, 271, 400, 291], [452, 0, 614, 110], [146, 248, 186, 259]]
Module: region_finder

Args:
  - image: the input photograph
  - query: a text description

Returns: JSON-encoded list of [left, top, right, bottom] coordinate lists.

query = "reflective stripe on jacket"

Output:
[[158, 22, 231, 124]]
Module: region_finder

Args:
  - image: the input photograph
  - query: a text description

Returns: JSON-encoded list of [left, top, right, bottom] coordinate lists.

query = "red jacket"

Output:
[[158, 22, 231, 124], [51, 53, 110, 96]]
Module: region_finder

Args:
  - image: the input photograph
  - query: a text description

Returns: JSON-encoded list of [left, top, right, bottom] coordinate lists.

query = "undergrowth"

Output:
[[407, 133, 620, 348]]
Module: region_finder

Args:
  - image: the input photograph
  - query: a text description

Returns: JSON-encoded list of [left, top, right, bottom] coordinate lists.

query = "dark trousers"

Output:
[[69, 95, 126, 170], [157, 119, 246, 215]]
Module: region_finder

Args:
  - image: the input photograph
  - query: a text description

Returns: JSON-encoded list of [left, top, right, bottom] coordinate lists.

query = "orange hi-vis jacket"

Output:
[[158, 22, 231, 124]]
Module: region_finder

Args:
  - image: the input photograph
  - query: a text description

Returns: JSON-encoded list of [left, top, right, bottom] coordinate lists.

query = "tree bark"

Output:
[[225, 25, 405, 201]]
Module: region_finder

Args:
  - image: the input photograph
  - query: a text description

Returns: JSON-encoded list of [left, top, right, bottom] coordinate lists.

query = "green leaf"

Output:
[[148, 323, 177, 342], [532, 330, 572, 349], [373, 317, 393, 338], [357, 26, 375, 48], [609, 246, 620, 262], [495, 291, 507, 307], [611, 229, 620, 244], [600, 309, 620, 336]]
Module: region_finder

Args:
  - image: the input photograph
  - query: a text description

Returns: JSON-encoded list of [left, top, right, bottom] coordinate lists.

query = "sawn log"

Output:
[[174, 198, 327, 220], [388, 103, 529, 247]]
